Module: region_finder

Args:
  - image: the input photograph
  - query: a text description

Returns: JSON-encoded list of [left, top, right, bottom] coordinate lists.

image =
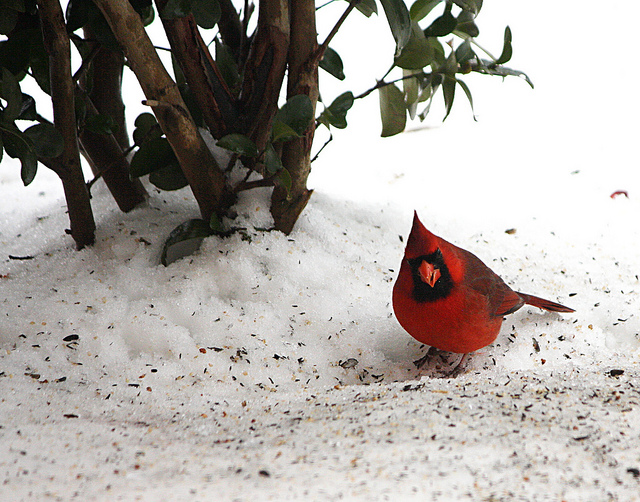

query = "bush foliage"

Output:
[[0, 0, 530, 252]]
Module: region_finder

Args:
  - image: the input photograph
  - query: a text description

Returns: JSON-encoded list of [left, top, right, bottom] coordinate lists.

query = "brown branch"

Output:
[[78, 94, 148, 211], [217, 0, 242, 57], [156, 5, 237, 139], [70, 40, 101, 85], [76, 26, 148, 211], [354, 69, 421, 100], [270, 0, 318, 234], [238, 0, 290, 164], [93, 0, 234, 221], [239, 0, 255, 65], [82, 28, 129, 149], [85, 144, 134, 190], [316, 0, 360, 62], [233, 174, 276, 193], [37, 0, 96, 249]]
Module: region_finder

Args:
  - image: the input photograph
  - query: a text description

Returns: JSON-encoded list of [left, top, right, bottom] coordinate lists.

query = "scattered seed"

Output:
[[532, 338, 540, 353], [339, 358, 358, 369]]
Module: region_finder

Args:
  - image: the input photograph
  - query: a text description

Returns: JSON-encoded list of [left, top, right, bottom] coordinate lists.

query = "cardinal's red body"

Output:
[[392, 212, 574, 354]]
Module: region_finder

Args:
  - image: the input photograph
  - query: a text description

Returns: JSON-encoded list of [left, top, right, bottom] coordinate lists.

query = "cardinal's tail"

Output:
[[517, 292, 575, 313]]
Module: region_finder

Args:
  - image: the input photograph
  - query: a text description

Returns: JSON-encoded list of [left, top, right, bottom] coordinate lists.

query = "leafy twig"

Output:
[[354, 70, 429, 100], [316, 0, 361, 62], [311, 132, 333, 163]]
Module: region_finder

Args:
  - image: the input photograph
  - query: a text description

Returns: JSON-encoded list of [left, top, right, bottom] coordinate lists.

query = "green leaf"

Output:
[[424, 9, 457, 37], [130, 136, 175, 177], [452, 0, 482, 16], [149, 161, 188, 191], [178, 82, 204, 127], [192, 0, 220, 29], [217, 133, 259, 157], [5, 0, 27, 11], [160, 0, 192, 19], [380, 0, 412, 55], [417, 78, 438, 120], [209, 212, 223, 233], [29, 45, 52, 96], [442, 75, 456, 121], [68, 0, 141, 34], [476, 62, 534, 88], [274, 94, 314, 136], [395, 21, 434, 70], [403, 71, 420, 119], [160, 219, 213, 266], [455, 10, 479, 38], [455, 78, 476, 120], [378, 82, 406, 137], [1, 125, 38, 186], [329, 91, 355, 116], [319, 47, 345, 81], [0, 68, 22, 122], [0, 30, 30, 76], [353, 0, 378, 17], [409, 0, 442, 22], [264, 143, 283, 175], [138, 5, 155, 26], [441, 46, 458, 74], [171, 53, 187, 87], [0, 7, 20, 35], [320, 91, 354, 129], [215, 40, 240, 90], [132, 112, 161, 145], [495, 26, 512, 65], [23, 123, 64, 158], [20, 148, 37, 186], [271, 121, 300, 143], [275, 167, 292, 195], [65, 0, 96, 32], [130, 0, 154, 14], [0, 123, 27, 157], [18, 93, 38, 121], [455, 38, 475, 65], [427, 37, 446, 67], [84, 114, 118, 135]]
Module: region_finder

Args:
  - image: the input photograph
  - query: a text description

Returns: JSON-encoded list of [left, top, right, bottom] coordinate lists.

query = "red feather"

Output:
[[392, 212, 574, 357]]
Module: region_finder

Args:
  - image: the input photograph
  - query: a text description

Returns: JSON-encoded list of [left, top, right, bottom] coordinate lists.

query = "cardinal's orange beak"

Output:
[[418, 260, 441, 288]]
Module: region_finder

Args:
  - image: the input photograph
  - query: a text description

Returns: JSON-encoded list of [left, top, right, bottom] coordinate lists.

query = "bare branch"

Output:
[[316, 0, 360, 61], [271, 0, 318, 234], [156, 6, 237, 139], [37, 0, 96, 249], [93, 0, 234, 221]]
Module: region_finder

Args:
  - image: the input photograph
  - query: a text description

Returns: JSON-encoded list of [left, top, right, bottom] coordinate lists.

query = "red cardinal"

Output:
[[392, 212, 574, 366]]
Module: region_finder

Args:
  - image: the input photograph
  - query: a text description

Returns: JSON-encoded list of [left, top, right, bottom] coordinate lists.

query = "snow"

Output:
[[2, 1, 640, 500]]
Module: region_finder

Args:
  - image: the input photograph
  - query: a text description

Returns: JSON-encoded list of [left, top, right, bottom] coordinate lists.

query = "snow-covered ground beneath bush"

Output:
[[1, 1, 640, 500]]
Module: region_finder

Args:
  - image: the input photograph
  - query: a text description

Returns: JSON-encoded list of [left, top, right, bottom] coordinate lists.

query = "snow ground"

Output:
[[2, 1, 640, 500]]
